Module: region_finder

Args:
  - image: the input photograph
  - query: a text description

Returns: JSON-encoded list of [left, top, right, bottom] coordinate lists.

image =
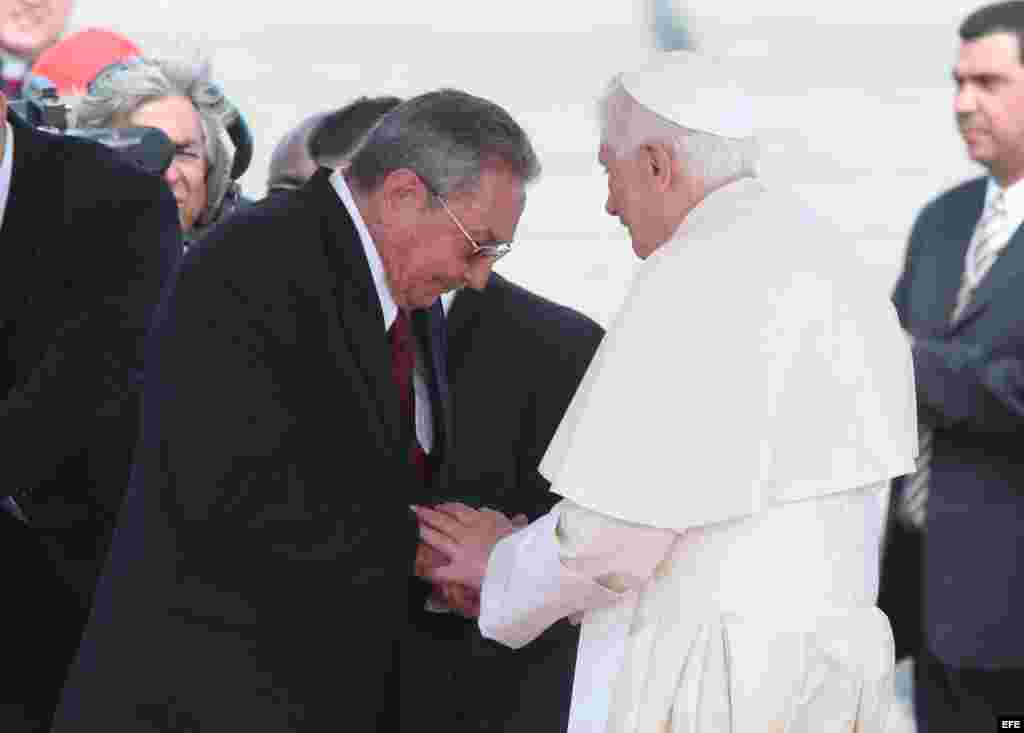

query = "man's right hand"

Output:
[[415, 541, 447, 578], [415, 541, 483, 618]]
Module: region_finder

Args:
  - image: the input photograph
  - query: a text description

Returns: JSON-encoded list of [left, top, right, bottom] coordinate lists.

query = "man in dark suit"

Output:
[[262, 96, 603, 730], [888, 2, 1024, 729], [265, 96, 403, 197], [53, 88, 541, 731], [0, 93, 181, 731], [402, 273, 603, 732], [265, 109, 327, 195]]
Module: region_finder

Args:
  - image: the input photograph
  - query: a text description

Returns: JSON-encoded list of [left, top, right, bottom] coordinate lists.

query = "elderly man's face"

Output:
[[384, 163, 524, 310], [954, 31, 1024, 185], [129, 95, 209, 233], [0, 0, 72, 59], [599, 141, 662, 259]]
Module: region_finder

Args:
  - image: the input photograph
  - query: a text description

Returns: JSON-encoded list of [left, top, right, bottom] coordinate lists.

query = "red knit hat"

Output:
[[31, 28, 141, 94]]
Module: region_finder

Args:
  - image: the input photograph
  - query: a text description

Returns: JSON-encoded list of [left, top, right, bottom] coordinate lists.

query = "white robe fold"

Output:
[[538, 177, 917, 531]]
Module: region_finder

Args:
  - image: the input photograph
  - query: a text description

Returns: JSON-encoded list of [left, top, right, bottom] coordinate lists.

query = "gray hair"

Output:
[[72, 57, 234, 234], [346, 88, 541, 204], [599, 77, 758, 190]]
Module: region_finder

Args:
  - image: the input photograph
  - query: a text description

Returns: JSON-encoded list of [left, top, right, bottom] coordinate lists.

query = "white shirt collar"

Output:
[[986, 176, 1024, 236], [0, 121, 14, 232], [329, 169, 398, 331], [440, 289, 459, 315]]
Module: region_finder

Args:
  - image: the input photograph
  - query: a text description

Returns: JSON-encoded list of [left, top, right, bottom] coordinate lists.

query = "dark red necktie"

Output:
[[389, 310, 430, 485]]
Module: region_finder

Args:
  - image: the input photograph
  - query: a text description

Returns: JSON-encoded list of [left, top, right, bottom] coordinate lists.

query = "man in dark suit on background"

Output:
[[887, 2, 1024, 729], [265, 95, 403, 197], [0, 92, 181, 731], [403, 274, 602, 732], [265, 109, 327, 195], [54, 88, 541, 731]]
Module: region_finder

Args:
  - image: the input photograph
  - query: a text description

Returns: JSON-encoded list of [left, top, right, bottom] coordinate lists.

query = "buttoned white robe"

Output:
[[478, 177, 918, 733]]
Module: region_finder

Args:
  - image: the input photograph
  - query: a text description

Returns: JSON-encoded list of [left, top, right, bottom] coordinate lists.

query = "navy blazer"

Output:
[[55, 169, 448, 731], [892, 176, 1024, 669]]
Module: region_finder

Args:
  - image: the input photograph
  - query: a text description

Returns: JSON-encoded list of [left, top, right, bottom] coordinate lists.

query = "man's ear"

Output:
[[642, 143, 675, 193]]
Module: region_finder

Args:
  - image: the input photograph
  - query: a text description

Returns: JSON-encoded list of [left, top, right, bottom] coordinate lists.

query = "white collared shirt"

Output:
[[0, 121, 14, 231], [440, 289, 458, 315], [329, 170, 433, 453], [979, 176, 1024, 258]]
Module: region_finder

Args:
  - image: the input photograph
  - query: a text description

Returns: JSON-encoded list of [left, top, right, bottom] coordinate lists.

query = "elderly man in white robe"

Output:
[[415, 50, 917, 733]]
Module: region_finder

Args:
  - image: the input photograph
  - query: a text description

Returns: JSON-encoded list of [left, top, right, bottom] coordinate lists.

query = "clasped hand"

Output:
[[412, 502, 527, 618]]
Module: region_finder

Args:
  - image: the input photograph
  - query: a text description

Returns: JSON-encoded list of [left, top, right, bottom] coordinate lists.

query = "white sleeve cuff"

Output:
[[479, 508, 624, 649]]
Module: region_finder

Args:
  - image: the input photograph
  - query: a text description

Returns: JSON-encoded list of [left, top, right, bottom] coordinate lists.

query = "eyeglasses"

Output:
[[434, 194, 513, 263]]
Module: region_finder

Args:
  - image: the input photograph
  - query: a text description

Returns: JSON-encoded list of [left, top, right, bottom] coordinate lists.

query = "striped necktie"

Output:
[[952, 190, 1009, 321], [899, 189, 1010, 528]]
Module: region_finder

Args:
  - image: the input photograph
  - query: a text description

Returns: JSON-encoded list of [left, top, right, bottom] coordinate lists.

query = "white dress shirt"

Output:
[[978, 175, 1024, 262], [440, 289, 458, 315], [329, 170, 433, 453], [0, 121, 14, 230]]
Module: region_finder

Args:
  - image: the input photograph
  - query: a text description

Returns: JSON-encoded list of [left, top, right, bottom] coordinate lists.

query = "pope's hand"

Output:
[[413, 502, 526, 590]]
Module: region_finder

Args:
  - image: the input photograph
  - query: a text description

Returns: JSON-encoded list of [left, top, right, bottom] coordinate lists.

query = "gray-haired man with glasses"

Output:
[[54, 87, 543, 732], [250, 90, 604, 732]]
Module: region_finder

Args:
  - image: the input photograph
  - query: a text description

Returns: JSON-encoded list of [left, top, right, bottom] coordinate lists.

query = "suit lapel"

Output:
[[437, 275, 501, 497], [444, 279, 491, 378], [1, 115, 50, 326], [3, 113, 48, 255], [310, 169, 401, 443], [927, 180, 983, 332], [952, 218, 1024, 330]]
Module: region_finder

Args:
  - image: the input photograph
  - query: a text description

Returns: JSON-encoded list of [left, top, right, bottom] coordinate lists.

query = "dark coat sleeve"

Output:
[[58, 199, 411, 730], [1, 143, 181, 503]]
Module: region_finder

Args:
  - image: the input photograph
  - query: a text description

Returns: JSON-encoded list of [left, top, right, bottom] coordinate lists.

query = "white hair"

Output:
[[598, 76, 758, 189], [71, 56, 235, 235]]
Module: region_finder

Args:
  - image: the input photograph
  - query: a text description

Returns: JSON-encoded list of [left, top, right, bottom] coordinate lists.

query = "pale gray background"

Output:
[[64, 3, 991, 729], [65, 0, 983, 330]]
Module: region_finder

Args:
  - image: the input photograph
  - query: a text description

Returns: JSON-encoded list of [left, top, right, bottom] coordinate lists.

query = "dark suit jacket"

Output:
[[402, 272, 604, 732], [890, 176, 1024, 669], [54, 168, 447, 731], [0, 110, 181, 728]]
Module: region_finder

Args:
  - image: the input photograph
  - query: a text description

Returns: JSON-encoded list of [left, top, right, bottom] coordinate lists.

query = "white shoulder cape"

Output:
[[539, 178, 917, 532]]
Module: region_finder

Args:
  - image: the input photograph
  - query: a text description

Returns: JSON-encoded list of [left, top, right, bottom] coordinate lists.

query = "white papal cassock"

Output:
[[478, 176, 918, 732]]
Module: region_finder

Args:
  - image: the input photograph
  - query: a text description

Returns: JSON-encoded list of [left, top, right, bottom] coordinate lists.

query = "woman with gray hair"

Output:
[[73, 56, 238, 242]]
